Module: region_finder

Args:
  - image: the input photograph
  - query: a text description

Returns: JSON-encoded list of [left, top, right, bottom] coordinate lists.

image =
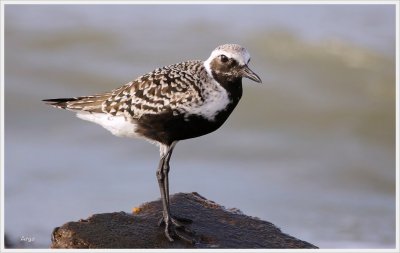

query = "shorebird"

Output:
[[43, 44, 261, 243]]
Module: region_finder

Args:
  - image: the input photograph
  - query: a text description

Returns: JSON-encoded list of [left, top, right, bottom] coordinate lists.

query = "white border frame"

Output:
[[0, 1, 398, 252]]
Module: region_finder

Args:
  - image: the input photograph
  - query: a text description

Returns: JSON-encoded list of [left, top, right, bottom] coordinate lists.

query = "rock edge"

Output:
[[51, 192, 318, 249]]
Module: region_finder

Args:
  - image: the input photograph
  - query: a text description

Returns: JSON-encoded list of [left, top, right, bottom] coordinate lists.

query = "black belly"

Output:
[[135, 104, 238, 145], [135, 78, 243, 145]]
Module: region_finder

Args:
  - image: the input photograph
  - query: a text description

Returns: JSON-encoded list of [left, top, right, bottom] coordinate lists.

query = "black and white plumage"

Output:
[[43, 44, 261, 243]]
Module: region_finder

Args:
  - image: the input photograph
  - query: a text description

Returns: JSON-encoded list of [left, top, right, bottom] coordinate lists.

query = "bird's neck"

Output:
[[211, 72, 243, 105]]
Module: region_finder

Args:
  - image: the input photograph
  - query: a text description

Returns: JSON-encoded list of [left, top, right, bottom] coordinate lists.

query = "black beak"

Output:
[[241, 64, 262, 83]]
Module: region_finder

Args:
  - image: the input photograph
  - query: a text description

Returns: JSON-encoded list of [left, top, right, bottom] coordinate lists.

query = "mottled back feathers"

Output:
[[45, 60, 214, 119]]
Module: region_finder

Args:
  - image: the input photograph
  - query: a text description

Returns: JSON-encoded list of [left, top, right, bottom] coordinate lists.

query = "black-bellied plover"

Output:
[[43, 44, 261, 243]]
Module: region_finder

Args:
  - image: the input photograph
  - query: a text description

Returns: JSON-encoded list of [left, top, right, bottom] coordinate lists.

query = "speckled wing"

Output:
[[102, 60, 205, 118], [43, 61, 207, 119]]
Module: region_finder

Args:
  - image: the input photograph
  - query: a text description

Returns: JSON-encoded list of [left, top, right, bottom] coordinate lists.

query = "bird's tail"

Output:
[[42, 95, 106, 113], [42, 98, 79, 109], [43, 84, 127, 112]]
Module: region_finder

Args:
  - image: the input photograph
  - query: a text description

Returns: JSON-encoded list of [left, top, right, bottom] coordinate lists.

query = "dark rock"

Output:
[[51, 192, 318, 249]]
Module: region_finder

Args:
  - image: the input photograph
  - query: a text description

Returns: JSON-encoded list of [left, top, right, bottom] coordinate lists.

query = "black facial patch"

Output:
[[210, 57, 242, 83]]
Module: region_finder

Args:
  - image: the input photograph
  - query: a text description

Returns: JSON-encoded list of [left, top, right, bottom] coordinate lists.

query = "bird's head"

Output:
[[204, 44, 262, 84]]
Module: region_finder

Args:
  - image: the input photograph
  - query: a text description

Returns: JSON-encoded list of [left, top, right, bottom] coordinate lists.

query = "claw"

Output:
[[159, 215, 195, 244], [158, 215, 193, 227], [164, 223, 174, 242], [174, 229, 196, 245]]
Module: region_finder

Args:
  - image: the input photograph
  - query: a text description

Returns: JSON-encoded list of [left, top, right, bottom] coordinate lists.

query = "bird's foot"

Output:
[[158, 215, 193, 227], [159, 216, 195, 244]]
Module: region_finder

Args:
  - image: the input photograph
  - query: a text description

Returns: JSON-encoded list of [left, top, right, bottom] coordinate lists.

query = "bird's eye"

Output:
[[220, 54, 229, 63]]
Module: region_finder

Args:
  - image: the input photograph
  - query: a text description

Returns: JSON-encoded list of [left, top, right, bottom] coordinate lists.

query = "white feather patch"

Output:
[[183, 79, 231, 121], [76, 112, 139, 138]]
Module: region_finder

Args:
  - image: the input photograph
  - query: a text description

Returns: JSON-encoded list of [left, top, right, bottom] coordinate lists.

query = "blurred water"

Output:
[[4, 4, 396, 249]]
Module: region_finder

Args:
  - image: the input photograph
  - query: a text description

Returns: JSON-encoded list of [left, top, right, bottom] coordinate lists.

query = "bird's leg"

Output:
[[156, 148, 173, 241], [162, 143, 193, 226], [157, 143, 194, 243], [163, 143, 174, 207]]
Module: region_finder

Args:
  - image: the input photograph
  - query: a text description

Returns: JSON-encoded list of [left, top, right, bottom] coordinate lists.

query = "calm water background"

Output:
[[4, 4, 396, 248]]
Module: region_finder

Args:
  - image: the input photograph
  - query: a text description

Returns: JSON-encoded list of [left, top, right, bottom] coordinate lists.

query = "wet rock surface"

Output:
[[51, 192, 318, 249]]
